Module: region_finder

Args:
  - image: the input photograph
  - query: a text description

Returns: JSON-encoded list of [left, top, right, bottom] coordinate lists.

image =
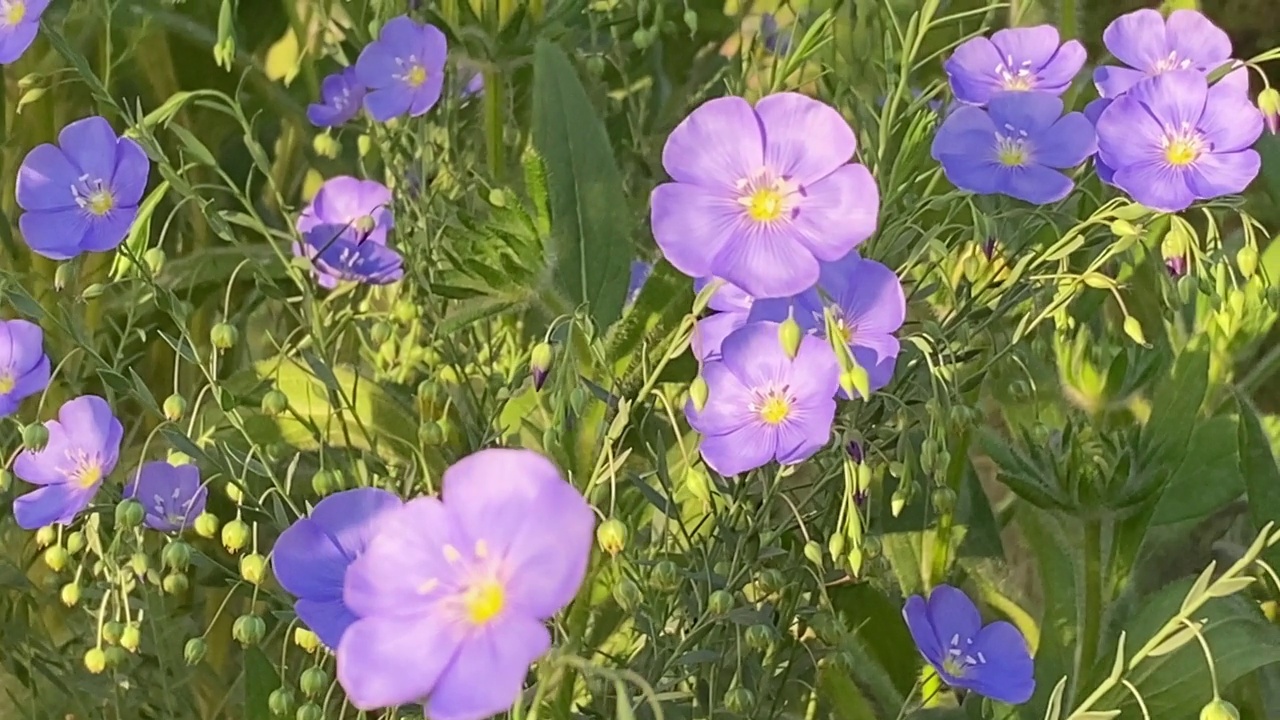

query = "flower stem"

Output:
[[1074, 518, 1104, 703], [1058, 0, 1079, 40]]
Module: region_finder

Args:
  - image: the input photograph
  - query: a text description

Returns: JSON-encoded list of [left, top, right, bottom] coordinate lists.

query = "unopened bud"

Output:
[[312, 132, 340, 158], [649, 560, 681, 593], [842, 365, 870, 400], [293, 627, 321, 653], [120, 624, 141, 652], [65, 531, 85, 554], [418, 420, 445, 446], [240, 553, 267, 585], [803, 540, 823, 567], [311, 469, 338, 496], [162, 541, 191, 571], [299, 666, 330, 697], [232, 614, 266, 646], [1259, 88, 1280, 135], [143, 247, 166, 275], [297, 703, 323, 720], [35, 526, 55, 547], [1109, 219, 1139, 237], [116, 499, 145, 528], [847, 547, 865, 576], [827, 533, 846, 560], [22, 423, 48, 451], [845, 440, 864, 463], [931, 486, 957, 514], [530, 342, 553, 391], [221, 519, 250, 553], [708, 589, 735, 615], [102, 621, 124, 644], [1237, 245, 1259, 279], [210, 322, 238, 351], [688, 375, 709, 412], [745, 624, 777, 651], [596, 518, 629, 556], [757, 568, 785, 595], [183, 637, 207, 665], [44, 546, 69, 572], [613, 576, 642, 612], [162, 572, 189, 595], [1123, 316, 1148, 347], [268, 688, 296, 717], [724, 687, 755, 714], [129, 552, 149, 577], [60, 582, 80, 606], [890, 487, 909, 517], [84, 647, 107, 674], [778, 314, 803, 359], [193, 512, 220, 539], [1201, 699, 1241, 720], [261, 389, 288, 417], [81, 283, 106, 300]]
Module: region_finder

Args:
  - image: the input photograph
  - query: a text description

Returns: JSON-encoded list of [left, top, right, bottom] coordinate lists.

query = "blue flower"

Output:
[[931, 91, 1096, 205], [123, 460, 207, 532], [355, 16, 447, 121], [944, 25, 1086, 106], [626, 260, 653, 307], [308, 67, 367, 127], [903, 584, 1035, 704]]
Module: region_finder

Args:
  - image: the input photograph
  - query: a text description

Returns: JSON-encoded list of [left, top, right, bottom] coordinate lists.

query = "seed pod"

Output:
[[44, 546, 69, 572], [162, 541, 192, 571], [84, 648, 107, 674], [241, 553, 267, 585], [116, 499, 145, 528], [184, 637, 207, 665], [22, 423, 48, 451], [1200, 699, 1241, 720], [931, 487, 957, 514], [194, 512, 220, 539], [296, 703, 323, 720], [723, 687, 755, 714], [293, 627, 320, 654], [102, 621, 124, 644], [827, 533, 846, 560], [261, 389, 288, 417], [210, 322, 239, 351], [60, 582, 81, 607], [163, 393, 187, 421], [163, 572, 189, 595], [613, 576, 642, 612], [803, 540, 823, 567], [1237, 245, 1259, 280], [418, 420, 445, 446], [65, 531, 85, 555], [708, 589, 735, 615], [269, 688, 296, 717], [232, 615, 266, 646], [649, 560, 681, 593], [596, 518, 629, 556], [744, 623, 777, 651], [222, 519, 250, 553], [757, 568, 785, 595], [299, 666, 330, 697], [120, 624, 141, 652], [35, 525, 55, 547]]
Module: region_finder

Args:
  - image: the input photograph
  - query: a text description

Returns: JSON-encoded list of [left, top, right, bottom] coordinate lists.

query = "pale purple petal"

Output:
[[273, 519, 350, 603], [990, 26, 1062, 74], [995, 164, 1073, 204], [827, 257, 906, 335], [1127, 70, 1206, 129], [903, 595, 944, 666], [1113, 160, 1196, 212], [1199, 78, 1264, 153], [425, 617, 551, 720], [661, 96, 764, 189], [789, 163, 878, 262], [80, 207, 137, 253], [337, 613, 462, 710], [650, 183, 739, 280], [58, 396, 122, 466], [772, 394, 836, 465], [944, 38, 1006, 105], [719, 322, 793, 388], [16, 145, 79, 211], [692, 311, 748, 363], [294, 598, 358, 650], [19, 209, 91, 260], [1102, 8, 1169, 71], [709, 225, 819, 299], [111, 138, 150, 207], [1034, 41, 1087, 92], [363, 86, 412, 122], [686, 361, 757, 436], [787, 333, 841, 400], [13, 484, 95, 529], [58, 116, 118, 182], [1165, 9, 1232, 70], [754, 92, 857, 185], [927, 585, 982, 646], [1186, 150, 1261, 199], [987, 91, 1063, 134], [12, 425, 70, 486], [1095, 94, 1166, 169], [0, 319, 47, 372], [1093, 65, 1148, 99], [938, 153, 1004, 196], [851, 334, 901, 395], [963, 622, 1036, 703], [0, 22, 38, 64], [355, 42, 401, 90], [343, 497, 467, 617], [1031, 113, 1096, 168], [698, 423, 777, 476]]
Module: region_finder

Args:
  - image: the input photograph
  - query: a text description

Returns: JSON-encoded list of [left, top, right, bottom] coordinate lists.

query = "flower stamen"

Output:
[[735, 169, 799, 224]]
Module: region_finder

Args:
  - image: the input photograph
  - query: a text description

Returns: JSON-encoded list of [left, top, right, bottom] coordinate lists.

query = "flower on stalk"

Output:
[[1095, 71, 1262, 213], [272, 488, 403, 650], [692, 276, 753, 363], [0, 319, 50, 417], [1094, 9, 1235, 99], [16, 116, 151, 260], [336, 449, 594, 718], [0, 0, 47, 64], [686, 321, 839, 476], [931, 91, 1096, 205], [355, 16, 447, 121], [626, 260, 653, 307], [903, 584, 1034, 704], [123, 461, 208, 533], [750, 253, 906, 397], [759, 13, 793, 56], [12, 395, 123, 529], [651, 92, 879, 298], [295, 176, 403, 288], [944, 25, 1086, 106], [308, 67, 368, 127]]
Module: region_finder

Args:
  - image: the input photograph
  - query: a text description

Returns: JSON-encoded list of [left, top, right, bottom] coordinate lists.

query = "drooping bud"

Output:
[[162, 541, 192, 571], [530, 342, 553, 391], [827, 532, 846, 560], [845, 440, 864, 464], [931, 487, 957, 514], [162, 572, 189, 595], [60, 582, 81, 606], [84, 648, 107, 674], [104, 646, 127, 669], [723, 687, 756, 714], [143, 247, 167, 275], [688, 375, 709, 412], [183, 637, 207, 665], [65, 531, 85, 555], [596, 518, 629, 556], [35, 525, 55, 547], [268, 688, 296, 717], [22, 423, 48, 451], [297, 704, 324, 720], [116, 499, 145, 528], [1123, 316, 1149, 347], [261, 389, 288, 417], [221, 519, 250, 553], [649, 560, 681, 593], [232, 614, 266, 646], [982, 236, 997, 260], [193, 512, 220, 539], [613, 576, 642, 612], [803, 540, 824, 567], [210, 322, 238, 351], [418, 420, 445, 446], [1200, 699, 1241, 720], [299, 667, 330, 697], [757, 568, 785, 595], [708, 589, 735, 615], [240, 553, 267, 585], [778, 312, 803, 359], [1165, 254, 1188, 278], [120, 624, 141, 652], [293, 627, 321, 654], [890, 487, 909, 518], [745, 624, 777, 651], [1237, 245, 1259, 280], [44, 546, 69, 572], [1259, 88, 1280, 135]]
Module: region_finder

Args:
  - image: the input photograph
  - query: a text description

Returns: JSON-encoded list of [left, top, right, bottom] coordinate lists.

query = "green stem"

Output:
[[1058, 0, 1078, 40], [483, 67, 504, 179], [1074, 519, 1103, 703]]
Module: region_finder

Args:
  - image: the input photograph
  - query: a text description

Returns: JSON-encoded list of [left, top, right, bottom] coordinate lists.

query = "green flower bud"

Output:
[[1237, 245, 1259, 279], [613, 576, 642, 612], [162, 541, 192, 571], [269, 688, 296, 717], [54, 262, 75, 290], [80, 283, 107, 300], [296, 703, 323, 720], [632, 28, 653, 49], [225, 481, 245, 503], [299, 666, 330, 697], [370, 321, 392, 345], [194, 512, 220, 539], [222, 519, 250, 553], [65, 531, 85, 555], [184, 637, 207, 665], [293, 627, 321, 653], [129, 552, 149, 577], [757, 568, 785, 595], [745, 623, 777, 651], [530, 342, 553, 391], [103, 646, 127, 668], [1123, 316, 1148, 347], [211, 322, 238, 351], [84, 647, 107, 674], [60, 582, 80, 606], [649, 560, 681, 593], [1200, 699, 1241, 720], [22, 423, 48, 451], [143, 247, 166, 275], [232, 614, 266, 646], [102, 621, 124, 644], [116, 499, 145, 528], [683, 8, 698, 33], [120, 624, 141, 652], [827, 533, 846, 560], [708, 589, 735, 615], [847, 547, 865, 577], [931, 487, 957, 514], [35, 525, 55, 547], [163, 572, 189, 595], [1109, 219, 1139, 237], [393, 299, 418, 323], [688, 375, 709, 412], [778, 313, 803, 359], [808, 611, 842, 643], [890, 487, 909, 518], [862, 535, 882, 559], [260, 389, 289, 417], [312, 132, 340, 159], [44, 546, 69, 572], [723, 687, 755, 714], [163, 393, 187, 421], [240, 553, 267, 585], [418, 420, 445, 446], [596, 518, 629, 556], [310, 469, 337, 497], [803, 540, 823, 567]]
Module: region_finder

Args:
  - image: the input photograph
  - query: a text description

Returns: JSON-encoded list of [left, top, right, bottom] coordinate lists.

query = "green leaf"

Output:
[[1138, 347, 1209, 472], [531, 40, 632, 333], [829, 582, 919, 698], [242, 646, 277, 720], [1235, 391, 1280, 567], [1151, 416, 1244, 525], [976, 427, 1067, 510]]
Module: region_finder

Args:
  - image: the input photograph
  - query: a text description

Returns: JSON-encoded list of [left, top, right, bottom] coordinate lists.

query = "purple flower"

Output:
[[651, 93, 879, 299], [760, 14, 793, 55], [123, 461, 207, 532], [308, 67, 368, 127], [355, 16, 447, 122], [1096, 71, 1262, 213], [1094, 9, 1234, 100], [687, 321, 839, 476], [931, 91, 1097, 205], [295, 176, 403, 288], [11, 396, 123, 530], [336, 449, 594, 717], [0, 0, 47, 63], [692, 276, 754, 363], [462, 70, 484, 99], [1083, 98, 1116, 184], [903, 585, 1034, 704], [273, 488, 403, 650], [750, 253, 906, 397], [16, 116, 151, 260], [0, 319, 50, 417], [945, 26, 1086, 106], [1165, 253, 1188, 277], [626, 260, 653, 307]]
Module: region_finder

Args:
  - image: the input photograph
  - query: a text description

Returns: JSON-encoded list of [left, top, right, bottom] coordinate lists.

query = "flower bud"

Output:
[[708, 589, 735, 615], [44, 546, 69, 572], [1237, 245, 1259, 280], [210, 322, 239, 351], [126, 552, 148, 578], [845, 440, 864, 464], [847, 547, 865, 576], [1259, 88, 1280, 135], [757, 568, 785, 595], [1123, 316, 1148, 347], [194, 512, 220, 539], [613, 576, 642, 612], [841, 365, 870, 400], [723, 687, 755, 714], [745, 624, 777, 651], [296, 703, 323, 720], [120, 624, 141, 652], [184, 637, 207, 665], [64, 531, 85, 555], [0, 468, 12, 492], [778, 313, 803, 359], [890, 487, 909, 518], [931, 486, 957, 514], [310, 469, 337, 497], [103, 646, 127, 669], [80, 282, 107, 300], [84, 647, 107, 674], [222, 519, 250, 553], [392, 298, 418, 323], [35, 525, 55, 547], [418, 420, 445, 446], [162, 541, 192, 571], [803, 540, 823, 567], [269, 688, 296, 717], [53, 262, 76, 290], [312, 131, 340, 159], [293, 627, 320, 653], [862, 535, 882, 559], [357, 134, 373, 157], [163, 572, 189, 595], [827, 532, 846, 560], [161, 393, 187, 421], [232, 614, 266, 646], [102, 621, 124, 644], [300, 666, 330, 697], [22, 423, 48, 451], [1201, 699, 1241, 720], [596, 518, 629, 556], [688, 375, 709, 412], [530, 342, 553, 391], [116, 499, 145, 528], [143, 247, 166, 275], [60, 582, 80, 606], [260, 389, 288, 417], [649, 560, 681, 593], [240, 553, 267, 585]]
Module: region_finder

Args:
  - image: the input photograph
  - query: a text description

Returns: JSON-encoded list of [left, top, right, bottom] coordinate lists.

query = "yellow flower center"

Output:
[[1002, 75, 1033, 91], [996, 137, 1029, 167], [75, 463, 103, 489], [736, 170, 798, 224], [463, 581, 505, 625], [406, 65, 427, 88], [746, 188, 785, 222], [0, 372, 14, 395], [86, 189, 115, 216], [1165, 139, 1199, 166], [941, 655, 968, 678], [758, 395, 790, 425], [6, 1, 24, 25]]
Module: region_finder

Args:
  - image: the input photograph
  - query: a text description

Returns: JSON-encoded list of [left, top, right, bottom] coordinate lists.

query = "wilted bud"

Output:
[[240, 553, 267, 585], [300, 666, 330, 697], [1237, 245, 1259, 280], [184, 637, 207, 665], [120, 624, 141, 652], [596, 518, 629, 556], [649, 560, 681, 593], [1201, 699, 1241, 720], [84, 647, 107, 674], [210, 322, 238, 351], [60, 582, 81, 606], [745, 624, 777, 651], [803, 540, 824, 567], [981, 236, 997, 260], [708, 589, 736, 615], [688, 375, 709, 412], [193, 512, 220, 539], [222, 519, 250, 553], [116, 499, 145, 528], [22, 423, 48, 451], [296, 703, 323, 720], [232, 614, 266, 646], [268, 688, 296, 717], [162, 541, 192, 571], [162, 572, 189, 595], [293, 627, 321, 653], [845, 440, 864, 464], [530, 342, 553, 391], [931, 487, 957, 514], [35, 525, 55, 547], [613, 576, 642, 612], [261, 389, 288, 417], [1259, 88, 1280, 135], [778, 313, 803, 359], [723, 686, 756, 714], [44, 546, 69, 572], [418, 420, 445, 446]]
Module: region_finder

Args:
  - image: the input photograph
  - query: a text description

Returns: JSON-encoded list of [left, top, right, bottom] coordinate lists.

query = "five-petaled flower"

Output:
[[16, 116, 151, 260], [1095, 70, 1262, 213], [1094, 9, 1236, 100], [650, 92, 879, 299], [273, 487, 404, 650], [295, 175, 404, 288], [686, 321, 839, 476], [0, 0, 46, 64], [750, 253, 906, 397], [308, 67, 368, 127], [903, 584, 1035, 704], [336, 449, 594, 720], [12, 395, 123, 530], [0, 319, 50, 418], [945, 25, 1086, 106], [932, 91, 1097, 205], [692, 276, 754, 364], [355, 15, 448, 121], [123, 460, 208, 532]]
